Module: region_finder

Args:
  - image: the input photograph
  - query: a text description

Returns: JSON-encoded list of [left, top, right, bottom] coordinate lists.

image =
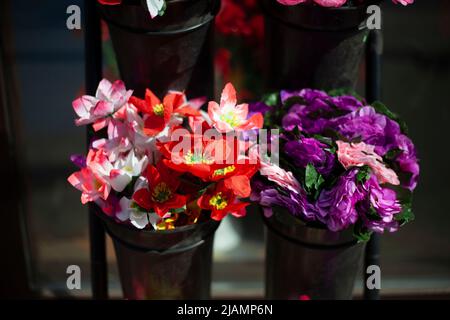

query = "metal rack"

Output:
[[84, 0, 382, 300]]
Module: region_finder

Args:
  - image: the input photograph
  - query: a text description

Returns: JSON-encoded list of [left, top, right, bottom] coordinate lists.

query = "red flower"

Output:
[[158, 129, 228, 180], [98, 0, 122, 5], [132, 163, 187, 217], [198, 183, 249, 221], [209, 163, 259, 198], [130, 89, 200, 137]]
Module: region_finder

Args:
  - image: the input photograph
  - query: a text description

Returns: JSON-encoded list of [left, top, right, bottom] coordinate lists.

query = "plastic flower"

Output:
[[198, 183, 249, 221], [315, 169, 364, 232], [145, 0, 166, 18], [336, 140, 400, 186], [68, 167, 110, 204], [87, 148, 148, 192], [362, 175, 402, 225], [284, 138, 335, 175], [132, 163, 187, 217], [208, 83, 263, 133], [116, 197, 162, 230], [259, 161, 302, 194], [97, 0, 166, 19], [72, 79, 132, 131], [130, 89, 200, 137]]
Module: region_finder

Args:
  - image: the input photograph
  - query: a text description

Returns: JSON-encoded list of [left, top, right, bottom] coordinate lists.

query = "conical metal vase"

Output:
[[262, 1, 381, 91], [100, 213, 220, 300], [98, 0, 221, 98], [263, 209, 365, 300]]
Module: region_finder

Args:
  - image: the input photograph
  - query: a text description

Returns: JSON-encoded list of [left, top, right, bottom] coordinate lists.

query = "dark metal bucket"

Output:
[[263, 209, 365, 300], [261, 1, 379, 91], [100, 212, 220, 300], [98, 0, 221, 98]]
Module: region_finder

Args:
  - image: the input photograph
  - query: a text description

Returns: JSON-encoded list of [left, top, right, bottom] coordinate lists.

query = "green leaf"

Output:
[[356, 165, 371, 183], [353, 222, 373, 243], [261, 92, 279, 107], [312, 134, 333, 146], [315, 174, 325, 190], [371, 101, 409, 134], [395, 204, 415, 226], [305, 164, 319, 190], [384, 148, 402, 161]]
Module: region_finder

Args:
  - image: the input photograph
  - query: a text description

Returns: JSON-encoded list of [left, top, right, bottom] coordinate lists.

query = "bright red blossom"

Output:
[[132, 163, 187, 217], [198, 183, 249, 221], [129, 90, 200, 137]]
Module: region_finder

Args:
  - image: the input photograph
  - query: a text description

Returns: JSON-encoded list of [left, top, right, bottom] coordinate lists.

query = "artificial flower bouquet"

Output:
[[251, 88, 419, 240], [276, 0, 413, 7], [96, 0, 407, 20], [68, 80, 263, 230]]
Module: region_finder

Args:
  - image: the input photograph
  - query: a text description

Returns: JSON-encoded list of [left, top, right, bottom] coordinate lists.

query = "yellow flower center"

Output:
[[220, 112, 241, 127], [184, 151, 214, 165], [209, 192, 228, 210], [153, 103, 165, 117], [152, 182, 172, 203], [213, 165, 236, 177], [156, 213, 179, 231]]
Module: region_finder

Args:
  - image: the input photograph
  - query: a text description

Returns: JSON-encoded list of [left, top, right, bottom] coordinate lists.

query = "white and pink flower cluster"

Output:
[[68, 79, 264, 229]]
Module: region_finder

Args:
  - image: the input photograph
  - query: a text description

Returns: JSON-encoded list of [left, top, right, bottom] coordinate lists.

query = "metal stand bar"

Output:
[[364, 29, 383, 300], [85, 0, 108, 300]]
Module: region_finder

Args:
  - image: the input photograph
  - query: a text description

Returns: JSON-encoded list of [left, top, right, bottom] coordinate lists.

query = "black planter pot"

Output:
[[98, 0, 221, 98], [99, 211, 220, 299], [263, 209, 365, 300], [262, 1, 380, 91]]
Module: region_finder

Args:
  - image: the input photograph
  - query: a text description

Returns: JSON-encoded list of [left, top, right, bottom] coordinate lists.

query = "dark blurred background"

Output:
[[0, 0, 449, 298]]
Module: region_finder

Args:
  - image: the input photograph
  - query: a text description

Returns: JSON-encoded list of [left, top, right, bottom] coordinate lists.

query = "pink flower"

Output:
[[260, 161, 302, 194], [313, 0, 347, 7], [68, 167, 110, 204], [208, 83, 263, 133], [277, 0, 307, 5], [87, 148, 148, 193], [72, 79, 132, 131], [336, 140, 400, 186], [392, 0, 414, 5]]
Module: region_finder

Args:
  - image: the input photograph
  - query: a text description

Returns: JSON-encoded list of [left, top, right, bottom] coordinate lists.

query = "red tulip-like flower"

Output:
[[198, 183, 249, 221], [132, 163, 188, 217]]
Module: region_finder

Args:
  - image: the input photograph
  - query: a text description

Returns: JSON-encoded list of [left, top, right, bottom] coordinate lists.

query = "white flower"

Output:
[[117, 197, 161, 229], [146, 0, 165, 18]]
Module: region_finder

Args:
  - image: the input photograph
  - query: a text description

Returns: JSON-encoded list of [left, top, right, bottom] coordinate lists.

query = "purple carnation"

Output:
[[394, 134, 420, 190], [330, 106, 401, 155], [284, 138, 335, 175], [330, 95, 364, 112], [314, 169, 365, 232]]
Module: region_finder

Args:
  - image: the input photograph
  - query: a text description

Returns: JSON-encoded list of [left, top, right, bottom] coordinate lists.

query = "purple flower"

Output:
[[249, 101, 271, 116], [330, 106, 401, 155], [259, 189, 307, 218], [70, 154, 86, 168], [284, 138, 335, 175], [315, 169, 365, 232], [281, 89, 328, 104], [282, 112, 302, 131], [357, 174, 402, 233], [394, 134, 420, 191], [330, 95, 364, 112], [251, 177, 312, 220]]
